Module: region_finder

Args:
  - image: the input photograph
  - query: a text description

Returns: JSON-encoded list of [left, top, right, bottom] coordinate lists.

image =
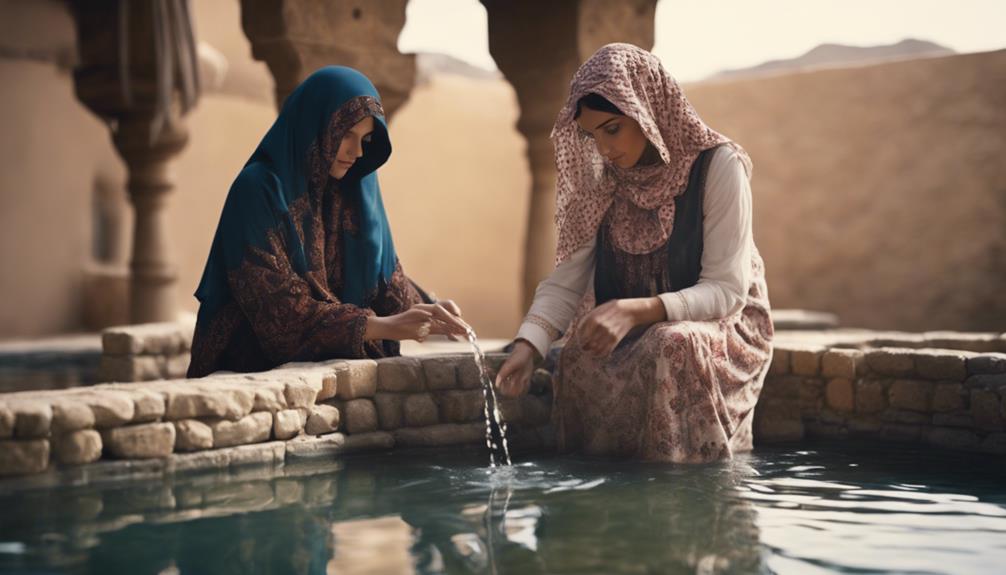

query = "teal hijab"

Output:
[[194, 66, 397, 320]]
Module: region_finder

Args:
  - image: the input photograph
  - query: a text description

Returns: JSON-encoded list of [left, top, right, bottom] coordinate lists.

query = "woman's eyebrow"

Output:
[[595, 117, 618, 130]]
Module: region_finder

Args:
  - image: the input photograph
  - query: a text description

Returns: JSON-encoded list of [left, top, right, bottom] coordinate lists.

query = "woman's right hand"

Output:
[[495, 340, 537, 397]]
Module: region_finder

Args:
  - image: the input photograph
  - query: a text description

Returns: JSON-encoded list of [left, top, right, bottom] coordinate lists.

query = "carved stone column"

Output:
[[481, 0, 656, 309], [72, 0, 199, 324], [239, 0, 415, 117]]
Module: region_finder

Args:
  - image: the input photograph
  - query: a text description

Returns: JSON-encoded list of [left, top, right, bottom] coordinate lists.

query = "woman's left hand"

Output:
[[413, 300, 468, 341], [435, 299, 465, 341], [577, 297, 665, 357]]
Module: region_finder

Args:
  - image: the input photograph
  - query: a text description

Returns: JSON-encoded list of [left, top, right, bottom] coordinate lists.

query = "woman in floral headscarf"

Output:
[[496, 44, 774, 463]]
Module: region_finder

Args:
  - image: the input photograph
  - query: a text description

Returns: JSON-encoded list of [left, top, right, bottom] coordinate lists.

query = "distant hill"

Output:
[[416, 52, 500, 83], [709, 38, 955, 81]]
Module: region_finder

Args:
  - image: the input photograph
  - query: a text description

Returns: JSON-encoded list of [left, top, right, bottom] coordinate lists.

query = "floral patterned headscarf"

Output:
[[552, 43, 752, 263]]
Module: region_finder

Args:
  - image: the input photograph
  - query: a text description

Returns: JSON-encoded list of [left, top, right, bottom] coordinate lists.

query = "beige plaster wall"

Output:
[[0, 0, 1002, 339], [687, 50, 1006, 331]]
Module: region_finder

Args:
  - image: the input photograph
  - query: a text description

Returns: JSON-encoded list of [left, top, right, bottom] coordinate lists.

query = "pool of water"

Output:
[[1, 440, 1005, 574]]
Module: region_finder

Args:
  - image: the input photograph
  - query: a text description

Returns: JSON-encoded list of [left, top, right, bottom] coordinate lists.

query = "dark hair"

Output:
[[574, 93, 623, 118]]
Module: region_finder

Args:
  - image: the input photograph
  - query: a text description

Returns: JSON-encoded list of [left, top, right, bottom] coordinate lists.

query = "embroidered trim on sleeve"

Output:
[[523, 314, 561, 339]]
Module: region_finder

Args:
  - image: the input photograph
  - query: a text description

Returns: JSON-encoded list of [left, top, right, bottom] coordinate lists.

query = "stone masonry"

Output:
[[2, 323, 1004, 484]]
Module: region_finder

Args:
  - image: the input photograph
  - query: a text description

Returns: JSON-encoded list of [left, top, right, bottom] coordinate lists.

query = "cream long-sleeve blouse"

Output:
[[515, 146, 754, 358]]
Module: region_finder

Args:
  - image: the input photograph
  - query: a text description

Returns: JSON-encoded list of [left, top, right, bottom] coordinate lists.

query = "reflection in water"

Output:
[[1, 442, 1005, 574]]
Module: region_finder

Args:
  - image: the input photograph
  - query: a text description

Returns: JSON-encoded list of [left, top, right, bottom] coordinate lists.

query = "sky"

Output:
[[398, 0, 1006, 82]]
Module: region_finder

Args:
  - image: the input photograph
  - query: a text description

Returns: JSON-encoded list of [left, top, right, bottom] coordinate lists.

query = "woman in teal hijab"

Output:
[[188, 66, 467, 377]]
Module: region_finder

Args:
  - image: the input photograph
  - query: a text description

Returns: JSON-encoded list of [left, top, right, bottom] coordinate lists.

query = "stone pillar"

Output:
[[239, 0, 415, 118], [481, 0, 656, 309], [72, 0, 199, 324]]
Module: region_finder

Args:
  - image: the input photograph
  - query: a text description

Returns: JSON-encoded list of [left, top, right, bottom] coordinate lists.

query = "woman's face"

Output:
[[575, 107, 650, 169], [330, 115, 374, 180]]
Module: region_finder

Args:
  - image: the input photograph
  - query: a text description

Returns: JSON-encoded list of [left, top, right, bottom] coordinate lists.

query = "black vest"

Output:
[[594, 146, 718, 305]]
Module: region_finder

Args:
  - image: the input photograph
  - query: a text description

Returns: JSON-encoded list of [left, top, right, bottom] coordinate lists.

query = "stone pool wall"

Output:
[[2, 326, 1005, 483], [0, 325, 551, 482], [756, 333, 1006, 452]]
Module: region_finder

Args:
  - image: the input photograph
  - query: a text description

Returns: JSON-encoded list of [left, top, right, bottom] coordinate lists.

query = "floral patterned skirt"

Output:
[[553, 255, 774, 463]]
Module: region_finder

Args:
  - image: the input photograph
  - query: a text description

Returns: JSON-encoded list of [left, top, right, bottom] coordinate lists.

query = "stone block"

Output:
[[0, 439, 49, 476], [456, 356, 484, 389], [341, 431, 395, 454], [341, 399, 378, 434], [99, 355, 162, 382], [373, 393, 404, 430], [913, 349, 969, 381], [422, 356, 459, 391], [9, 400, 52, 439], [403, 393, 439, 427], [284, 382, 318, 409], [54, 429, 103, 465], [970, 389, 1003, 431], [932, 383, 967, 413], [968, 353, 1006, 376], [79, 391, 136, 428], [228, 441, 286, 468], [174, 420, 213, 452], [210, 412, 273, 448], [864, 348, 915, 377], [393, 423, 484, 447], [790, 345, 826, 376], [825, 378, 855, 412], [103, 422, 176, 459], [164, 388, 248, 421], [439, 390, 485, 423], [799, 379, 824, 413], [169, 450, 231, 474], [855, 380, 887, 414], [122, 389, 166, 423], [252, 384, 288, 412], [335, 359, 378, 399], [964, 374, 1006, 390], [821, 349, 864, 379], [305, 405, 341, 435], [285, 433, 347, 460], [436, 388, 482, 424], [927, 427, 980, 450], [273, 409, 305, 440], [377, 357, 425, 393], [50, 401, 94, 433], [888, 380, 933, 412], [922, 331, 1002, 353], [102, 322, 188, 356], [165, 354, 190, 379], [768, 347, 790, 375]]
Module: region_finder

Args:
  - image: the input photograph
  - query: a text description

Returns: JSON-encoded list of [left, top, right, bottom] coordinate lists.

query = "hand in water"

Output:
[[495, 340, 537, 397]]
